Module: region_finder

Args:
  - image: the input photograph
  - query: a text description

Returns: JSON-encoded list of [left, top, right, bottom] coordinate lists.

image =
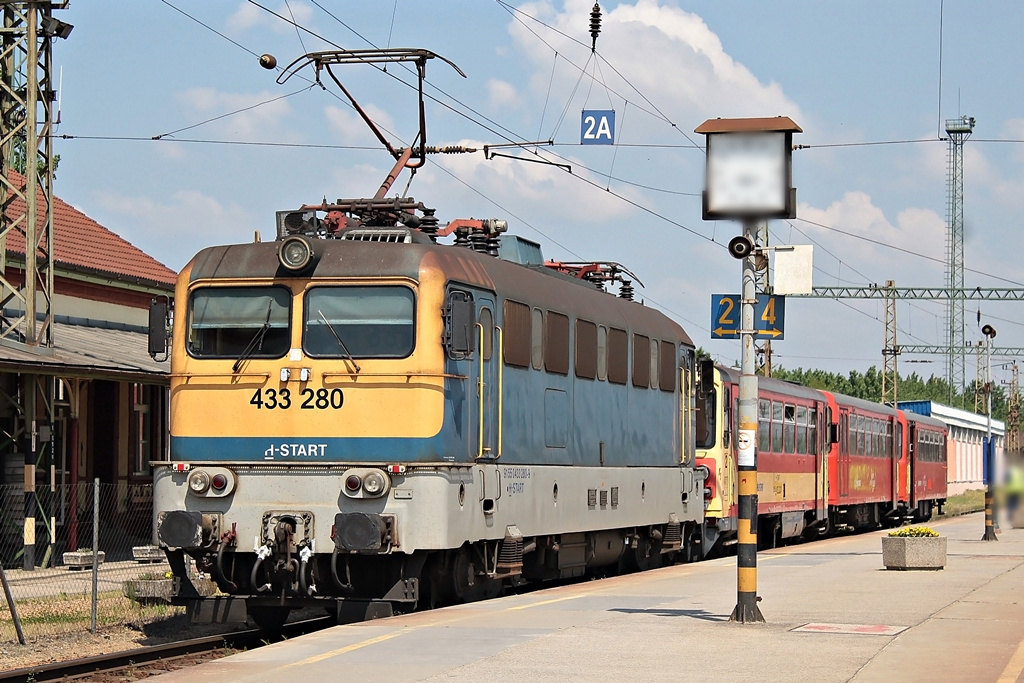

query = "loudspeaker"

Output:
[[728, 235, 754, 259]]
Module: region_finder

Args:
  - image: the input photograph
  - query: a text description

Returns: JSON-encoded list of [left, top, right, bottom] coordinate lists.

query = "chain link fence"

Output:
[[0, 481, 186, 644]]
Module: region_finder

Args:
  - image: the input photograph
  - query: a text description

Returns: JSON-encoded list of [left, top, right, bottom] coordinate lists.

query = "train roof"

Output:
[[903, 411, 949, 431], [185, 235, 693, 347]]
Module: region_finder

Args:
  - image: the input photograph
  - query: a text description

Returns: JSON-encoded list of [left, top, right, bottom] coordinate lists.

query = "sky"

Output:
[[49, 1, 1024, 389]]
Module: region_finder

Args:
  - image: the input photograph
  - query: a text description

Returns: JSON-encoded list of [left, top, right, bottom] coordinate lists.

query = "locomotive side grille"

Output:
[[496, 525, 525, 576], [663, 521, 682, 549], [341, 228, 413, 243]]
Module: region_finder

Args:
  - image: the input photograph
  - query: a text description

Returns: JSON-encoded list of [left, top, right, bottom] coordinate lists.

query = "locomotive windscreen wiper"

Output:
[[318, 309, 361, 373], [232, 302, 273, 373]]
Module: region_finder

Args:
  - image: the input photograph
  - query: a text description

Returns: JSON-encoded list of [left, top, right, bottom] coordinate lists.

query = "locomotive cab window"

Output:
[[304, 285, 415, 358], [187, 286, 291, 359]]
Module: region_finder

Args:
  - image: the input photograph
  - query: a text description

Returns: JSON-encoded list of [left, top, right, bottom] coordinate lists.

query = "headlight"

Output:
[[278, 235, 314, 271], [341, 468, 391, 499], [362, 471, 386, 495], [188, 471, 210, 493]]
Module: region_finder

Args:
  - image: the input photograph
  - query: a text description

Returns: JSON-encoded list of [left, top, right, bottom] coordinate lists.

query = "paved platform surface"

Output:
[[153, 513, 1024, 682]]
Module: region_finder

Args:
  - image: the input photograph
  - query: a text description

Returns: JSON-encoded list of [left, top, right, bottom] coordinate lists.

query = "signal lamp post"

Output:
[[696, 116, 802, 623], [982, 323, 998, 541]]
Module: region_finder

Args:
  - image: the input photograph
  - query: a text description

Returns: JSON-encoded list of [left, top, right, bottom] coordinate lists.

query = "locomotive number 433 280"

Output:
[[249, 387, 344, 410]]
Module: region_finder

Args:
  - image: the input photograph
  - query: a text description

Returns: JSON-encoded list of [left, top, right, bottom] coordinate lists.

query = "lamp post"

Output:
[[982, 323, 998, 541], [696, 116, 802, 623]]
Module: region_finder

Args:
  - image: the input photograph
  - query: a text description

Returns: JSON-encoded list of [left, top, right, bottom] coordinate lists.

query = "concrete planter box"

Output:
[[123, 578, 173, 604], [882, 536, 946, 570], [62, 550, 105, 570], [1011, 507, 1024, 530], [132, 545, 165, 563]]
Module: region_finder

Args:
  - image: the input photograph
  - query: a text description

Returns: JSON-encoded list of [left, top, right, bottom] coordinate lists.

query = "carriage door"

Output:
[[838, 410, 850, 497], [471, 292, 501, 460]]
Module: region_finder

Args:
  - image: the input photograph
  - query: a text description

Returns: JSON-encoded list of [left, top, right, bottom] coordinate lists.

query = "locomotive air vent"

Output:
[[341, 228, 413, 243]]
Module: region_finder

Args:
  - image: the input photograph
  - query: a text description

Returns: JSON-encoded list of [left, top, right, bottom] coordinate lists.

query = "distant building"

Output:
[[0, 184, 174, 558], [898, 400, 1005, 496]]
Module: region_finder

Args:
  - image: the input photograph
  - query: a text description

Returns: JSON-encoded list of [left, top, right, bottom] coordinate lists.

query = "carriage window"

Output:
[[545, 311, 569, 375], [575, 319, 598, 379], [758, 399, 770, 452], [858, 415, 866, 456], [633, 334, 651, 388], [784, 404, 796, 453], [771, 401, 784, 453], [659, 340, 676, 392], [796, 406, 808, 455], [503, 300, 531, 368], [608, 327, 628, 385], [597, 325, 608, 380], [188, 286, 291, 359], [531, 308, 544, 369], [649, 338, 659, 389], [304, 285, 414, 358]]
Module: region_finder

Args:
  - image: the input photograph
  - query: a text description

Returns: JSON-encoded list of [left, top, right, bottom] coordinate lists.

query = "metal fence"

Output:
[[0, 481, 185, 644]]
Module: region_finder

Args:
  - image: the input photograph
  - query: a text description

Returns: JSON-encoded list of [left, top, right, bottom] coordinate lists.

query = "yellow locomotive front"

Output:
[[152, 230, 474, 628]]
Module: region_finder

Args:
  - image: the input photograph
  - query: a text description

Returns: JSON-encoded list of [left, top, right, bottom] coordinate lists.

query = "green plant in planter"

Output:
[[888, 526, 940, 538]]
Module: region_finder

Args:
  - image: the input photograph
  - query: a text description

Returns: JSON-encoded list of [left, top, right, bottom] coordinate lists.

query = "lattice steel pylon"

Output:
[[1008, 363, 1020, 453], [0, 2, 69, 571], [881, 281, 898, 406], [944, 115, 974, 405], [0, 2, 64, 350]]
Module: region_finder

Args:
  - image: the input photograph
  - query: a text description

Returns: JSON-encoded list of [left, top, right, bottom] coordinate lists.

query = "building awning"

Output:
[[0, 321, 168, 384]]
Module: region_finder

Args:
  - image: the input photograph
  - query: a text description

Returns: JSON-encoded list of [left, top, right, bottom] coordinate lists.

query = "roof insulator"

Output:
[[590, 3, 602, 53]]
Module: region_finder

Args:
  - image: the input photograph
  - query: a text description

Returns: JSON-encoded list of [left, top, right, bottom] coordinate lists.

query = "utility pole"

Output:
[[754, 221, 772, 377], [981, 323, 997, 541], [1007, 363, 1020, 454], [0, 2, 71, 571]]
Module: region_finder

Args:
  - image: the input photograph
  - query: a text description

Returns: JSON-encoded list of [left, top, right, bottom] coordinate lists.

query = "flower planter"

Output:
[[123, 578, 174, 604], [881, 535, 946, 570], [62, 550, 105, 570], [132, 545, 165, 563]]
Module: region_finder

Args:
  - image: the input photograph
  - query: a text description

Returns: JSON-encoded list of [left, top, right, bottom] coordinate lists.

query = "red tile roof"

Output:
[[4, 172, 176, 287]]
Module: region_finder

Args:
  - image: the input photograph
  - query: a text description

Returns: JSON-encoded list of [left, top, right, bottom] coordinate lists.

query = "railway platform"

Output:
[[151, 512, 1024, 682]]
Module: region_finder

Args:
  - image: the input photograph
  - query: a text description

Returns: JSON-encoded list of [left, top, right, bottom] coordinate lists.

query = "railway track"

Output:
[[0, 616, 334, 682]]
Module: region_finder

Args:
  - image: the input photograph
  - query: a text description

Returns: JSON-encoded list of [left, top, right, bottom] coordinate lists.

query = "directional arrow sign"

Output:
[[711, 294, 786, 340]]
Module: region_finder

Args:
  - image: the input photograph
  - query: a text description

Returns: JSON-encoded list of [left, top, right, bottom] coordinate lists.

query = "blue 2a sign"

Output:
[[581, 110, 615, 145]]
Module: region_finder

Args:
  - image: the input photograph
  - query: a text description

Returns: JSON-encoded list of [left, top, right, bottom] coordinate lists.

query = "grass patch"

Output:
[[0, 589, 185, 641], [942, 489, 986, 517]]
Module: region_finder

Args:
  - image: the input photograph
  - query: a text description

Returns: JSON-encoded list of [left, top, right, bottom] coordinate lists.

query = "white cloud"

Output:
[[486, 79, 519, 110], [227, 1, 315, 35], [510, 0, 805, 140], [92, 190, 257, 271], [324, 104, 396, 145], [428, 138, 636, 226], [176, 87, 297, 141], [797, 191, 946, 285]]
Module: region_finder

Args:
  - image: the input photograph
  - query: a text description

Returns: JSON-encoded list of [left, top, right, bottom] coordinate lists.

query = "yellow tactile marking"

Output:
[[997, 636, 1024, 683], [278, 630, 411, 668], [508, 593, 588, 610]]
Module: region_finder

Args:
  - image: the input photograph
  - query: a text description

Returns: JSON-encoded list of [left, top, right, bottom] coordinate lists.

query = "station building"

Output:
[[898, 400, 1005, 496], [0, 185, 174, 561]]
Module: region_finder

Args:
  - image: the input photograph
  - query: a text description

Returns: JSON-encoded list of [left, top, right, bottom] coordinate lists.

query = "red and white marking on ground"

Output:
[[792, 623, 908, 636]]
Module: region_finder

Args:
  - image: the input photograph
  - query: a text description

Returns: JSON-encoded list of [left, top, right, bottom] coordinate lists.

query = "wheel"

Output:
[[247, 605, 290, 634], [451, 547, 502, 603]]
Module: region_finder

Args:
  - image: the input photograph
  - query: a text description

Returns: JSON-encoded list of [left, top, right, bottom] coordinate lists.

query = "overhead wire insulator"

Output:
[[589, 3, 602, 53]]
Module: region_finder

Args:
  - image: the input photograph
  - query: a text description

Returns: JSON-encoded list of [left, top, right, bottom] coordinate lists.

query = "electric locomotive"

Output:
[[149, 198, 705, 629]]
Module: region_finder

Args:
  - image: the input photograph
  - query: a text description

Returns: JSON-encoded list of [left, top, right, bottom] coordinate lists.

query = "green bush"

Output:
[[888, 526, 940, 538]]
